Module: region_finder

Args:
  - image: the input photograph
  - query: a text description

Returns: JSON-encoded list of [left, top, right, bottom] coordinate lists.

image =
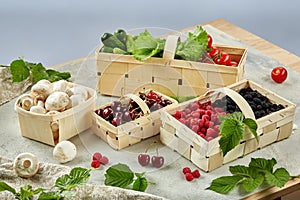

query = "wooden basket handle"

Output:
[[205, 87, 256, 120], [162, 35, 179, 60], [121, 94, 151, 115]]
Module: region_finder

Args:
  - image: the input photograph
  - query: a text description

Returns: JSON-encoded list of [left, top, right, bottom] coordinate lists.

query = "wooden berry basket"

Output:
[[15, 86, 96, 146], [96, 33, 247, 97], [160, 79, 296, 172], [92, 90, 177, 150]]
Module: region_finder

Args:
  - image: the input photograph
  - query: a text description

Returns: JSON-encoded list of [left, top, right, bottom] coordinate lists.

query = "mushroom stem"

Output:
[[22, 159, 31, 168]]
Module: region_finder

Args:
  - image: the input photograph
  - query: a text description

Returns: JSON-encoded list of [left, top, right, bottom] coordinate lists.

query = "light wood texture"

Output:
[[204, 19, 300, 72]]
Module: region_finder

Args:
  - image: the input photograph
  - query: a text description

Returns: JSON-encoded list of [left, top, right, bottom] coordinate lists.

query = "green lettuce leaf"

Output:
[[206, 175, 245, 194]]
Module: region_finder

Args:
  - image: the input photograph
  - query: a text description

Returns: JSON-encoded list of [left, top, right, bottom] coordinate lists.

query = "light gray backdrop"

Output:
[[1, 0, 299, 66]]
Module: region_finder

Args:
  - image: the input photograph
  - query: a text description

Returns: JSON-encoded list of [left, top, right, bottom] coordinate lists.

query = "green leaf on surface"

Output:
[[243, 118, 258, 141], [242, 174, 264, 192], [55, 167, 92, 191], [229, 165, 258, 178], [0, 181, 16, 194], [265, 168, 291, 188], [249, 157, 277, 173], [206, 175, 245, 194], [31, 63, 49, 83], [219, 118, 244, 156], [38, 191, 64, 200], [132, 176, 148, 192], [104, 163, 135, 188], [10, 59, 30, 82]]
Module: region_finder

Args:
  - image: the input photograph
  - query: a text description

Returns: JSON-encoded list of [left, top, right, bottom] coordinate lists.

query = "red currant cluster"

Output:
[[138, 141, 164, 168], [91, 152, 109, 168], [182, 167, 201, 182]]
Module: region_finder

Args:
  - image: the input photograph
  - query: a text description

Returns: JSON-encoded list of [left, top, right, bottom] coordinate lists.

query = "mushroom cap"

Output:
[[53, 141, 77, 163], [66, 86, 89, 100], [45, 91, 70, 111], [52, 80, 69, 92], [13, 152, 39, 178]]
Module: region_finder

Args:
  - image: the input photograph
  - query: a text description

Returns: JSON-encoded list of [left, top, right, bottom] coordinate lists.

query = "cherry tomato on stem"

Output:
[[207, 35, 213, 48], [271, 66, 288, 83]]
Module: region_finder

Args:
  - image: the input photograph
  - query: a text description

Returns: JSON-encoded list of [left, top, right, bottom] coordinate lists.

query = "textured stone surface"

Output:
[[0, 66, 32, 106], [0, 157, 166, 200]]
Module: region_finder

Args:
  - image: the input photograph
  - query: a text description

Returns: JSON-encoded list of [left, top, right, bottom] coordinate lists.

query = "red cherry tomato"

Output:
[[230, 61, 238, 67], [207, 35, 213, 48], [271, 66, 288, 83], [208, 46, 220, 59], [214, 52, 231, 66]]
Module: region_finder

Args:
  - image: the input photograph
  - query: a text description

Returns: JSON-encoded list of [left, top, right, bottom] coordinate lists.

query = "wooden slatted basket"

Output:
[[160, 79, 296, 172], [96, 33, 247, 97], [15, 86, 96, 146], [92, 90, 177, 150]]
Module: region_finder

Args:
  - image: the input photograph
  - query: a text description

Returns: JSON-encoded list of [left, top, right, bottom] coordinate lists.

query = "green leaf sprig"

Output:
[[206, 157, 293, 194], [9, 58, 71, 83], [0, 167, 92, 200], [219, 112, 258, 156], [104, 163, 153, 192]]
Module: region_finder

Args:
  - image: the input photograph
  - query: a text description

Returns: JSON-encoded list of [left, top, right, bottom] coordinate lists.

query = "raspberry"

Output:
[[92, 152, 102, 161], [99, 156, 109, 165], [192, 169, 201, 178], [185, 173, 194, 181], [182, 167, 191, 174], [91, 160, 101, 168]]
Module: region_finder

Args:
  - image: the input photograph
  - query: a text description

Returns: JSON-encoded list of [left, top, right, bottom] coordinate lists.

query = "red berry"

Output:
[[192, 169, 201, 178], [173, 110, 182, 119], [182, 167, 191, 174], [185, 173, 194, 181], [206, 136, 214, 141], [99, 156, 109, 165], [206, 128, 216, 138], [199, 133, 205, 138], [205, 110, 212, 116], [91, 160, 101, 168], [92, 152, 102, 161]]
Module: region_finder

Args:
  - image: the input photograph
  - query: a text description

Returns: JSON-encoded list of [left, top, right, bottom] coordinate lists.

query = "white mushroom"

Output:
[[31, 82, 52, 101], [45, 91, 70, 111], [29, 101, 46, 114], [13, 152, 39, 178], [65, 86, 89, 100], [36, 79, 51, 85], [66, 94, 86, 109], [52, 80, 69, 92], [18, 93, 35, 111], [53, 141, 77, 163]]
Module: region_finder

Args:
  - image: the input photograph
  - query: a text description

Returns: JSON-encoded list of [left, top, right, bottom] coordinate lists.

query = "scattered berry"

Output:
[[92, 152, 102, 161], [191, 169, 201, 178], [185, 173, 194, 181], [99, 156, 109, 165], [91, 160, 101, 168], [182, 167, 191, 174]]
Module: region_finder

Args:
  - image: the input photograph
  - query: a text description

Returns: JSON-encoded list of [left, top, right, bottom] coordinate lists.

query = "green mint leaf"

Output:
[[242, 174, 264, 192], [31, 63, 49, 83], [206, 175, 245, 194], [265, 168, 291, 188], [243, 118, 258, 141], [219, 118, 244, 156], [10, 59, 30, 82], [46, 69, 71, 82], [55, 167, 92, 191], [104, 163, 134, 188], [132, 176, 148, 192], [249, 158, 277, 173], [0, 181, 16, 194], [17, 184, 37, 200], [229, 165, 258, 178]]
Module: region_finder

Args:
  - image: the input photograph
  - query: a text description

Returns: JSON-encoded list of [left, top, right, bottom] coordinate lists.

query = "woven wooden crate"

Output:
[[160, 80, 296, 172], [92, 90, 177, 150], [96, 34, 247, 97], [15, 86, 96, 146]]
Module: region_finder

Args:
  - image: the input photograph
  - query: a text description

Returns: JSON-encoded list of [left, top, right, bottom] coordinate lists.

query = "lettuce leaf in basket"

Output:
[[175, 26, 208, 62], [132, 30, 166, 61]]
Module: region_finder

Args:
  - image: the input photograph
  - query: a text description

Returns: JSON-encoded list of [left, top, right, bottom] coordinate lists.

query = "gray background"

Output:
[[1, 0, 299, 67]]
